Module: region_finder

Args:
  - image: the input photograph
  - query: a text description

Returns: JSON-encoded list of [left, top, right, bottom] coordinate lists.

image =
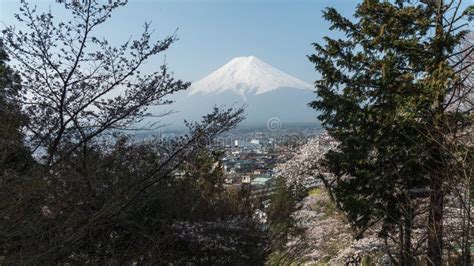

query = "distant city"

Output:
[[148, 122, 323, 193]]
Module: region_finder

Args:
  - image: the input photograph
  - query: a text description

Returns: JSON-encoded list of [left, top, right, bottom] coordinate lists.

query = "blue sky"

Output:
[[0, 0, 360, 84]]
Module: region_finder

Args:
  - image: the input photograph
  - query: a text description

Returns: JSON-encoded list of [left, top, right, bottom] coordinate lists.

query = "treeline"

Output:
[[0, 1, 268, 264], [268, 0, 473, 265]]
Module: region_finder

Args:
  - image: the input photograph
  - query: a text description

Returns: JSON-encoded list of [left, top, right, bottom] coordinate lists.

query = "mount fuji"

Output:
[[157, 56, 317, 130], [189, 56, 312, 96]]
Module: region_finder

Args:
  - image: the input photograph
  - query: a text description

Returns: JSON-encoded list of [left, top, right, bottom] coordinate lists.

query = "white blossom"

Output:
[[275, 132, 338, 191], [274, 132, 388, 264]]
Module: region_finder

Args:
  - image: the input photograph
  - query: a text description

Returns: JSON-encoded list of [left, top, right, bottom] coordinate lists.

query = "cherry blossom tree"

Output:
[[2, 0, 189, 166], [273, 131, 471, 264], [271, 133, 389, 264]]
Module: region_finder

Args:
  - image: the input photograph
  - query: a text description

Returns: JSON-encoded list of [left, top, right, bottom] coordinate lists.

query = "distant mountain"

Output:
[[189, 56, 312, 96], [154, 56, 317, 130]]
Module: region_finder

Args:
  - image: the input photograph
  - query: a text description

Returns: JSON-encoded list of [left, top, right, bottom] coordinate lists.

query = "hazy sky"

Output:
[[1, 0, 360, 84]]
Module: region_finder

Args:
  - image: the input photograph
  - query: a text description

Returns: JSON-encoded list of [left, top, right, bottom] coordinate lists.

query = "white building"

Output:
[[241, 175, 251, 184]]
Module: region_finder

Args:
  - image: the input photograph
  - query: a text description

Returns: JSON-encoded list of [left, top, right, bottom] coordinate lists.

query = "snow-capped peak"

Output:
[[189, 56, 313, 96]]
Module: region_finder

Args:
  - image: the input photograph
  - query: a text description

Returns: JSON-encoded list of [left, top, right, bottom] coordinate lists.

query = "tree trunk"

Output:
[[402, 201, 414, 266], [460, 180, 472, 266], [427, 176, 444, 266], [427, 1, 446, 265]]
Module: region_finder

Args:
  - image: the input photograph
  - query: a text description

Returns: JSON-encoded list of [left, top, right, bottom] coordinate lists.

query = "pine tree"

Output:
[[309, 0, 472, 264], [0, 45, 30, 172]]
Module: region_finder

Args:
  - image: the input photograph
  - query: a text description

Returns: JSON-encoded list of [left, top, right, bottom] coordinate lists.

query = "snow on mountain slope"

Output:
[[189, 56, 312, 96], [151, 56, 317, 130]]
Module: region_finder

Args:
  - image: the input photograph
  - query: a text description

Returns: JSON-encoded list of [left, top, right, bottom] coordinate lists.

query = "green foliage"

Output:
[[308, 187, 322, 196], [0, 1, 257, 262], [464, 5, 474, 21], [308, 188, 337, 219], [0, 46, 31, 172], [266, 178, 306, 263], [309, 0, 471, 263], [1, 137, 267, 264]]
